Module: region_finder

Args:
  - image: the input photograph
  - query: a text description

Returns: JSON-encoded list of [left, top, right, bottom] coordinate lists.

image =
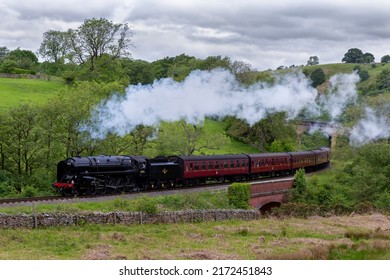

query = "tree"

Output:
[[199, 55, 231, 71], [380, 55, 390, 63], [156, 120, 228, 156], [38, 30, 69, 63], [342, 48, 364, 63], [306, 56, 319, 66], [342, 48, 375, 64], [362, 52, 375, 63], [231, 60, 253, 84], [6, 104, 40, 176], [310, 68, 326, 87], [123, 59, 154, 85], [6, 48, 38, 70], [376, 69, 390, 89], [0, 46, 9, 62], [67, 18, 133, 70]]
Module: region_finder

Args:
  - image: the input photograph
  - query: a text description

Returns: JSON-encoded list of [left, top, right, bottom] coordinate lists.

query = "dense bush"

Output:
[[228, 183, 250, 209], [310, 68, 325, 87], [292, 168, 307, 201], [287, 143, 390, 214]]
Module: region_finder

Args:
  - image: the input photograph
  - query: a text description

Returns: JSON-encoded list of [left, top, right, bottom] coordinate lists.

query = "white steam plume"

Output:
[[319, 72, 360, 120], [87, 69, 320, 137], [86, 68, 389, 146], [349, 108, 390, 146]]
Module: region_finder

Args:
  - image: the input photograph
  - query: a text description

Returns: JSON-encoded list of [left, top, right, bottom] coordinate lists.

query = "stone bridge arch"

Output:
[[296, 120, 344, 150], [249, 179, 293, 211]]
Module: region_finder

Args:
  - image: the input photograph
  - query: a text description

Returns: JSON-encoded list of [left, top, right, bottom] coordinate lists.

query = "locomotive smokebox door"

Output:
[[149, 157, 180, 181]]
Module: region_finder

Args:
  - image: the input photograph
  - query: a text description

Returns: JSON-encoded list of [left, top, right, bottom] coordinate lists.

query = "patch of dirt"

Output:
[[326, 213, 390, 231], [179, 250, 240, 260], [111, 232, 126, 242], [83, 245, 112, 260]]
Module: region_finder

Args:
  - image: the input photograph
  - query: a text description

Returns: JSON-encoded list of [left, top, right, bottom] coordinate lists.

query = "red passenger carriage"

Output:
[[247, 153, 292, 177], [169, 154, 250, 185]]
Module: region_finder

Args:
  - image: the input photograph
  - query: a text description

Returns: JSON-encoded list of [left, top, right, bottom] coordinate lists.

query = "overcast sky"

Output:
[[1, 0, 390, 70]]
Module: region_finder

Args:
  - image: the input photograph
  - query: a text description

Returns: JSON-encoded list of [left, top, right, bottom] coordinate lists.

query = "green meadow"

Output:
[[0, 77, 66, 113]]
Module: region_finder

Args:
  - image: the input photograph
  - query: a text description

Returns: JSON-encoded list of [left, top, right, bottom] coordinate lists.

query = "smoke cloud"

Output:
[[349, 108, 390, 146], [87, 69, 319, 137], [86, 68, 388, 146], [319, 73, 360, 120]]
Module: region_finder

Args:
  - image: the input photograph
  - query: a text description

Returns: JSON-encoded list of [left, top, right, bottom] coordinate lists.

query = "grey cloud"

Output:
[[2, 0, 390, 69]]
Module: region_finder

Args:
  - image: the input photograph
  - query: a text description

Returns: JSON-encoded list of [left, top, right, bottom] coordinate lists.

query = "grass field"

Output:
[[0, 214, 388, 260], [0, 77, 65, 113]]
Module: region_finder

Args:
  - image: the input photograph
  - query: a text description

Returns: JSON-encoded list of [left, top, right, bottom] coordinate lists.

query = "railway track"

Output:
[[0, 183, 232, 207]]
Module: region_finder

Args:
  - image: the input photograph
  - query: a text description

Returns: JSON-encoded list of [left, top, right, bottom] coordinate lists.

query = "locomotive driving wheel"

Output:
[[72, 186, 80, 197], [87, 181, 98, 195]]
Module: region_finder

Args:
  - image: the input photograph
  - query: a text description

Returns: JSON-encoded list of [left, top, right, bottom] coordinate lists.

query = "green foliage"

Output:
[[310, 68, 325, 87], [353, 65, 370, 82], [0, 59, 17, 73], [342, 48, 365, 63], [376, 69, 390, 89], [380, 55, 390, 63], [228, 183, 250, 209], [6, 48, 38, 71], [155, 120, 228, 156], [38, 30, 68, 63], [300, 131, 330, 150], [21, 185, 37, 198], [292, 168, 307, 201], [268, 139, 294, 152], [0, 183, 17, 197], [224, 112, 296, 152], [62, 70, 76, 84], [135, 196, 158, 214], [307, 56, 319, 66]]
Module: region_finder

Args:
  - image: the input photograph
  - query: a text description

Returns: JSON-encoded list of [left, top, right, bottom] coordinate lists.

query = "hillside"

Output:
[[300, 62, 390, 95], [0, 76, 66, 113]]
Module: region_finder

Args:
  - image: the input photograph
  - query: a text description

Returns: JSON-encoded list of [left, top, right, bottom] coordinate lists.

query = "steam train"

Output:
[[52, 147, 330, 196]]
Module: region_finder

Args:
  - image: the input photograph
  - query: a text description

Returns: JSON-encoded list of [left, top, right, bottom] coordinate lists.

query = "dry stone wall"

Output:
[[0, 210, 260, 229]]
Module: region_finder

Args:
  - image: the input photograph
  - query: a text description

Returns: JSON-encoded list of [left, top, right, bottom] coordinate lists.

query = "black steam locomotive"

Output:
[[52, 147, 330, 196]]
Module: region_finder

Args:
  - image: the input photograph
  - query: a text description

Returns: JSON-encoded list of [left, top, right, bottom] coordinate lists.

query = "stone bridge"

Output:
[[249, 178, 294, 212], [295, 120, 348, 149]]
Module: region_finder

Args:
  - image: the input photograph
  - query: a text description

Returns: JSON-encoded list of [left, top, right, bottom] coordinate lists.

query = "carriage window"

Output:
[[224, 161, 228, 168], [201, 162, 206, 170], [242, 161, 247, 167], [230, 161, 234, 168], [208, 162, 213, 169], [194, 162, 199, 170], [275, 159, 279, 165], [236, 160, 240, 168], [189, 163, 193, 171], [186, 163, 189, 171], [265, 159, 268, 166], [215, 162, 220, 169]]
